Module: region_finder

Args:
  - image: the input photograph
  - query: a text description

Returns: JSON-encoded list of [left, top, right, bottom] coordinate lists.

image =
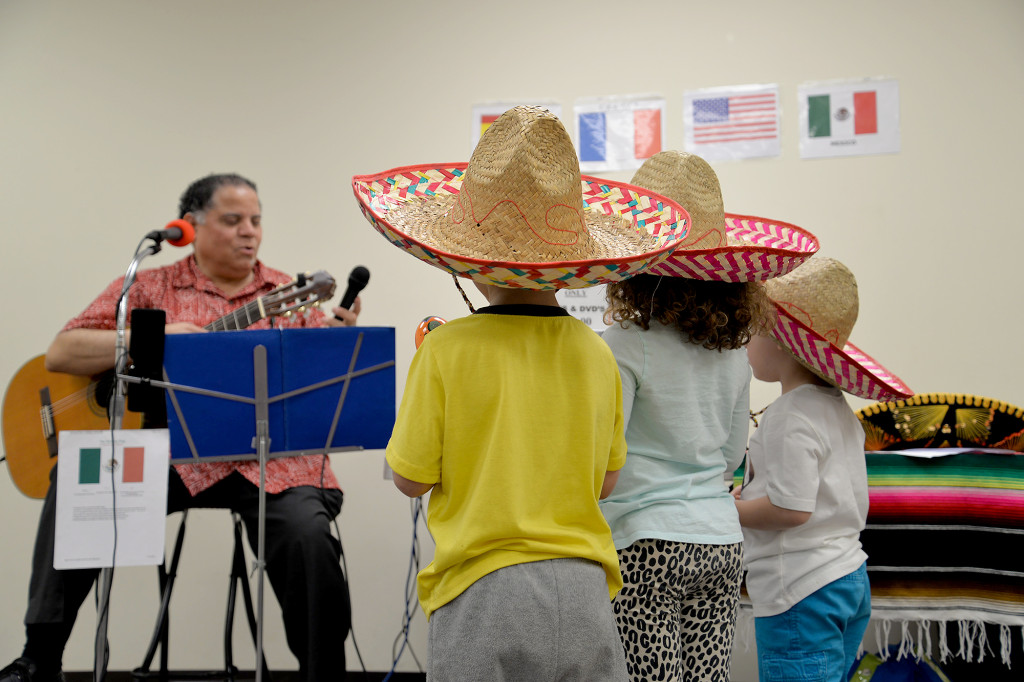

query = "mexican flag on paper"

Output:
[[799, 78, 900, 159]]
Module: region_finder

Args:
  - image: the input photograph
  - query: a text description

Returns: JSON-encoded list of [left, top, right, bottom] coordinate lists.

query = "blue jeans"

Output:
[[754, 562, 871, 682]]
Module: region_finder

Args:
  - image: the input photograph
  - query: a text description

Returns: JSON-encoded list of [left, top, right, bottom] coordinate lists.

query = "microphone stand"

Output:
[[94, 236, 166, 682]]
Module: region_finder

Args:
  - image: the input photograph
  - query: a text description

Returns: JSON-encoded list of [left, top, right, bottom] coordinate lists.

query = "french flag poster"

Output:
[[683, 84, 780, 161], [471, 102, 562, 153], [575, 96, 666, 172], [799, 78, 900, 159]]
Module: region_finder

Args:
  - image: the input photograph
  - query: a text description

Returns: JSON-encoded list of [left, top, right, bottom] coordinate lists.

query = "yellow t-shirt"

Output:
[[386, 305, 626, 619]]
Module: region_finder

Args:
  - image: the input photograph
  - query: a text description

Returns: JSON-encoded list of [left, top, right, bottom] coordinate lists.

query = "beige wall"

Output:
[[1, 0, 1022, 677]]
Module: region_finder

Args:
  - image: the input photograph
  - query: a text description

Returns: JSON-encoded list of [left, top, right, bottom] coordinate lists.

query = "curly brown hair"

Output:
[[605, 274, 774, 351]]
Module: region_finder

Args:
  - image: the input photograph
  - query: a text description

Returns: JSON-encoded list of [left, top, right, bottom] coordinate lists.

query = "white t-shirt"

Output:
[[740, 384, 868, 617]]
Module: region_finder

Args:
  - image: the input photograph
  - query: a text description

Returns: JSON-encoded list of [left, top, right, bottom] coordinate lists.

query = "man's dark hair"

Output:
[[178, 173, 258, 219]]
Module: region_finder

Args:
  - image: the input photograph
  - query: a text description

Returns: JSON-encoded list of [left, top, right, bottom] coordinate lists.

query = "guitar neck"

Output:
[[204, 298, 268, 332], [166, 270, 335, 332]]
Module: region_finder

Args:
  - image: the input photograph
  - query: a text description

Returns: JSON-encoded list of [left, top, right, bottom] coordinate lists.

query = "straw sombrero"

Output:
[[352, 106, 691, 290], [629, 151, 819, 282], [765, 257, 913, 401], [855, 393, 1024, 452]]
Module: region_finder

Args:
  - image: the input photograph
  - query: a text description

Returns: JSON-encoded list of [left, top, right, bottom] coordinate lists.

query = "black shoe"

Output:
[[0, 658, 65, 682]]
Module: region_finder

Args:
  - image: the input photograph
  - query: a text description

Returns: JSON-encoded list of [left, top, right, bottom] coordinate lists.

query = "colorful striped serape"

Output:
[[856, 394, 1024, 667], [861, 449, 1024, 666]]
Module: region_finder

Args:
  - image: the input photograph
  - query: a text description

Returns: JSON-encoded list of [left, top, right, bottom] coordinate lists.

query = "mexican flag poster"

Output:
[[798, 78, 900, 159]]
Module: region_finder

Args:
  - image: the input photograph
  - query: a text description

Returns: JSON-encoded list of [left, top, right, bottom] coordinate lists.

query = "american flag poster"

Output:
[[683, 85, 780, 161], [575, 95, 666, 172], [798, 79, 900, 159], [471, 102, 562, 153]]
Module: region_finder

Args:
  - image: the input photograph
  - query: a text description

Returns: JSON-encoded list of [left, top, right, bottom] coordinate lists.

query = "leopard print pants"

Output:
[[613, 538, 743, 682]]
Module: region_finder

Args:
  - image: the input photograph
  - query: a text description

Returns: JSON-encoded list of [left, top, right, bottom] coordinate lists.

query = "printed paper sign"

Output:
[[557, 285, 611, 333], [471, 102, 562, 152], [799, 79, 900, 158], [54, 429, 170, 568], [575, 96, 666, 172], [683, 84, 780, 161]]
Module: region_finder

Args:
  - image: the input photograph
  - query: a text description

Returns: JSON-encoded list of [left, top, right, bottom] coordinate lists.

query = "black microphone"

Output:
[[335, 266, 370, 317], [146, 219, 195, 247]]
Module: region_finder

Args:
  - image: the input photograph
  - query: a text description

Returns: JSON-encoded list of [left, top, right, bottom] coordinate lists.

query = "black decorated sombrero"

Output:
[[856, 393, 1024, 452]]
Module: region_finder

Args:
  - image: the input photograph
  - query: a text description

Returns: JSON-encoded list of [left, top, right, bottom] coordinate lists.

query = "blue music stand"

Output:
[[151, 326, 395, 679], [161, 326, 395, 461]]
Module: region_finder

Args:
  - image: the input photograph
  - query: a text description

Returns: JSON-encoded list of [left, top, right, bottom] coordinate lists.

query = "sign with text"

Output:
[[799, 78, 900, 158], [54, 429, 170, 568], [557, 285, 611, 333]]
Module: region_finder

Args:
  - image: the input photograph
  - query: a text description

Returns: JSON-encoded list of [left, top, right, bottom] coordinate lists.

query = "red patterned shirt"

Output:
[[62, 254, 340, 495]]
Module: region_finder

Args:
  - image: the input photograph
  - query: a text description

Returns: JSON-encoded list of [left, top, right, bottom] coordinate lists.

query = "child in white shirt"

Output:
[[735, 257, 912, 682]]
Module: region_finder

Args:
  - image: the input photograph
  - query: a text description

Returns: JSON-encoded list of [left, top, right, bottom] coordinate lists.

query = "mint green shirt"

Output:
[[600, 321, 751, 549]]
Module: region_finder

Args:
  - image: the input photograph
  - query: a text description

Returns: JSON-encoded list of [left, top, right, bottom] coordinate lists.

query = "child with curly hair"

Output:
[[600, 151, 818, 682]]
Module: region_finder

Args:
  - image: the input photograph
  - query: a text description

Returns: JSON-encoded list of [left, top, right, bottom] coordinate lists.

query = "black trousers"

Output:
[[24, 466, 350, 680]]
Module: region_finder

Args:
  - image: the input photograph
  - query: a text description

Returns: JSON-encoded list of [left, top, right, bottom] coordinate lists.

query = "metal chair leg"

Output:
[[131, 510, 272, 681]]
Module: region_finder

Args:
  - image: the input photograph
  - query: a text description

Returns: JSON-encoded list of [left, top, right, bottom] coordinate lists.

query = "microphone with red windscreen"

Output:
[[146, 219, 195, 247]]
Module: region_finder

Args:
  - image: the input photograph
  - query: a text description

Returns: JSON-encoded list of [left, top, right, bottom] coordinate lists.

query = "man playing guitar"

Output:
[[1, 173, 359, 682]]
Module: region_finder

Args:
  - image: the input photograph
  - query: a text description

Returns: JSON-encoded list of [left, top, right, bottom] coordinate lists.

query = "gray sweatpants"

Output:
[[428, 557, 628, 682]]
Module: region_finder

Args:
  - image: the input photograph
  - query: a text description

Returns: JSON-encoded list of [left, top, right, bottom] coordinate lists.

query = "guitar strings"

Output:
[[49, 387, 94, 413], [40, 275, 331, 418]]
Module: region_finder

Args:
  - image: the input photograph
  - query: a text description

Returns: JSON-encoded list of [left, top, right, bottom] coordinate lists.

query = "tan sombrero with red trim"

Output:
[[766, 257, 913, 401], [629, 151, 819, 282], [352, 106, 691, 290]]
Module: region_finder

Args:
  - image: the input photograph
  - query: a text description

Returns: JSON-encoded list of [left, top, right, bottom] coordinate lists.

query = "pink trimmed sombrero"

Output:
[[629, 151, 819, 282], [352, 106, 690, 290], [765, 257, 913, 402]]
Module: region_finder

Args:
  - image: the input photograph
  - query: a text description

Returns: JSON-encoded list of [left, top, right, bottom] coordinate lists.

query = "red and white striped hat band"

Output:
[[352, 107, 691, 290], [771, 311, 913, 401], [766, 257, 913, 402], [630, 151, 819, 282]]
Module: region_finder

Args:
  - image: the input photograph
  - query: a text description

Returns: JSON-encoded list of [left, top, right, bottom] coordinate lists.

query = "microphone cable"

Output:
[[91, 282, 138, 682], [321, 454, 370, 680], [383, 495, 427, 681], [294, 303, 369, 680], [92, 400, 121, 682]]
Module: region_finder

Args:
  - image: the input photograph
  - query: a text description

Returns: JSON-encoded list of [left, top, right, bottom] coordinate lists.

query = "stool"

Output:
[[131, 510, 272, 681]]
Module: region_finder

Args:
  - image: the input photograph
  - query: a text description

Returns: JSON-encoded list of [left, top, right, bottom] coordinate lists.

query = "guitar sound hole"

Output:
[[90, 371, 116, 416]]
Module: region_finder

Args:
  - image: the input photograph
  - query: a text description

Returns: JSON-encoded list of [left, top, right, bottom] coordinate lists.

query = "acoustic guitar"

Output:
[[2, 271, 336, 499]]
